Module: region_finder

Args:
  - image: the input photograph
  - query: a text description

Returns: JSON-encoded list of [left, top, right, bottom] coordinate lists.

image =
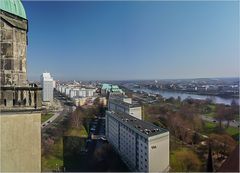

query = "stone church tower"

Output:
[[0, 0, 42, 171]]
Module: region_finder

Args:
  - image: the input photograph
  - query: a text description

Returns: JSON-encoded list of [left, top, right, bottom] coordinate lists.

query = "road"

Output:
[[41, 91, 74, 129], [41, 109, 63, 128], [201, 114, 240, 128]]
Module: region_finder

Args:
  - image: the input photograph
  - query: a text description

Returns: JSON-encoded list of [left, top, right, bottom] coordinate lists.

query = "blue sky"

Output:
[[23, 1, 239, 81]]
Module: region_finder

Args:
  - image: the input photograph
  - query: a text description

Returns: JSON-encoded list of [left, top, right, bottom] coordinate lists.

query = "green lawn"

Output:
[[42, 139, 63, 172], [170, 146, 202, 172], [201, 121, 217, 135], [208, 104, 216, 111], [202, 121, 239, 140], [41, 113, 54, 123], [65, 126, 88, 138], [205, 112, 216, 118], [225, 126, 239, 136], [42, 126, 88, 171]]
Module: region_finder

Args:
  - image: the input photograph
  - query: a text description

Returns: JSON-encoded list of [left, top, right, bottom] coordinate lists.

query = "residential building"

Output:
[[41, 72, 54, 102], [105, 111, 169, 172], [108, 95, 142, 119]]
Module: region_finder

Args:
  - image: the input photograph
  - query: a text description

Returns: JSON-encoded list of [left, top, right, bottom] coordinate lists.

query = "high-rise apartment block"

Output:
[[108, 95, 142, 119], [105, 93, 169, 172], [41, 72, 54, 102], [105, 111, 169, 172]]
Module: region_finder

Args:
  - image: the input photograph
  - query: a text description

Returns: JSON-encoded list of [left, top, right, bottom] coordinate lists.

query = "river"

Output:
[[131, 88, 239, 105]]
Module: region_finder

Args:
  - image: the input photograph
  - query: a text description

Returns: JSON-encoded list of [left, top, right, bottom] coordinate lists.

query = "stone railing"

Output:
[[0, 84, 42, 112]]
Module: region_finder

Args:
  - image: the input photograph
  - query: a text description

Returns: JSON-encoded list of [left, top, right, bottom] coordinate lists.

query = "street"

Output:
[[201, 114, 240, 128]]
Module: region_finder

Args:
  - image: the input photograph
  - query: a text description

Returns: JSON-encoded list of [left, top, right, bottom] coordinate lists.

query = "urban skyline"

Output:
[[23, 1, 239, 81], [1, 1, 239, 172]]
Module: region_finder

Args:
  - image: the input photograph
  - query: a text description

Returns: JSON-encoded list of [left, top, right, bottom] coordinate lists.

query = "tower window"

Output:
[[4, 59, 13, 70]]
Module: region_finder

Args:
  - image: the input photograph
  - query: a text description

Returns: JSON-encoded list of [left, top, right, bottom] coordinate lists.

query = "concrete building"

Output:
[[108, 95, 142, 120], [0, 1, 42, 171], [57, 84, 96, 99], [41, 72, 54, 102], [69, 88, 79, 98], [105, 111, 169, 172], [53, 80, 56, 89]]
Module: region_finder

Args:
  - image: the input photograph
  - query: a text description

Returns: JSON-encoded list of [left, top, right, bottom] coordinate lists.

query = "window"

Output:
[[4, 59, 13, 70]]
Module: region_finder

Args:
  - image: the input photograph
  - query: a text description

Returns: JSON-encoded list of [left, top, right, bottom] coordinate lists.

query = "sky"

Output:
[[22, 1, 239, 81]]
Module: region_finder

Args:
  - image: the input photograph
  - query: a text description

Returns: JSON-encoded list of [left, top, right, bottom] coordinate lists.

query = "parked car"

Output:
[[90, 128, 96, 131], [100, 137, 107, 141]]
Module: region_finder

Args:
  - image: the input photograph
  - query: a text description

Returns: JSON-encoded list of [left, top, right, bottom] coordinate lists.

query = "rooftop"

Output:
[[109, 97, 140, 108], [107, 111, 168, 137], [0, 0, 27, 19]]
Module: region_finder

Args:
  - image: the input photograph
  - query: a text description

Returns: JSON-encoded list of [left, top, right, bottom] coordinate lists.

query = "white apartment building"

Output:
[[41, 72, 54, 102], [108, 95, 142, 120], [56, 84, 96, 99], [69, 88, 79, 98], [105, 111, 169, 172]]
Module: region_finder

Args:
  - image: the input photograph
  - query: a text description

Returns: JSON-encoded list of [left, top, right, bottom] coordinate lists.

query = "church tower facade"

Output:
[[0, 0, 41, 171]]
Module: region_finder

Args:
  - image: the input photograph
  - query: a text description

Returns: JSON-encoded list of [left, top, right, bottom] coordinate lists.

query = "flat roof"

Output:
[[107, 111, 168, 137], [109, 97, 141, 108]]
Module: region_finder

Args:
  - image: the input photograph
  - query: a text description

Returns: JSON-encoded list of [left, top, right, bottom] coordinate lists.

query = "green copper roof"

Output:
[[101, 84, 112, 90], [0, 0, 26, 19]]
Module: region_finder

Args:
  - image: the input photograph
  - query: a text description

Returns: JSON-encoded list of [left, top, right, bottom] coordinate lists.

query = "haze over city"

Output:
[[23, 1, 239, 81]]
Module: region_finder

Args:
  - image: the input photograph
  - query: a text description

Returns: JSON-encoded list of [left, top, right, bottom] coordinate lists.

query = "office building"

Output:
[[41, 72, 54, 102], [105, 111, 169, 172], [0, 1, 42, 171]]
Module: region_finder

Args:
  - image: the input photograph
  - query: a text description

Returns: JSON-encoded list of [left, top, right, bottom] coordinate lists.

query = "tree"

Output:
[[231, 99, 239, 115], [224, 107, 235, 128], [209, 133, 236, 157], [177, 96, 181, 103], [42, 137, 54, 155], [215, 104, 225, 129], [70, 108, 83, 128], [206, 143, 214, 172], [192, 132, 201, 145], [172, 149, 201, 172]]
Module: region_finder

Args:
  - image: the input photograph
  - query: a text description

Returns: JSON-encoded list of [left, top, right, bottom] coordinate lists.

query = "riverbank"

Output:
[[145, 87, 239, 98], [131, 87, 239, 105]]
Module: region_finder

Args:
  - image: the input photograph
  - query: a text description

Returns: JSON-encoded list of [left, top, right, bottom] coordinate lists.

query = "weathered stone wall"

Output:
[[0, 112, 41, 172], [0, 11, 28, 86], [0, 86, 42, 110], [0, 10, 42, 172]]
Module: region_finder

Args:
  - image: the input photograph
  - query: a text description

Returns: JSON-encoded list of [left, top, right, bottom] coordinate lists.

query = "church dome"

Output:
[[0, 0, 26, 19]]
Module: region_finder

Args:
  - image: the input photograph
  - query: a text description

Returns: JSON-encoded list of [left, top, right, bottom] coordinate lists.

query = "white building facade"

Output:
[[105, 111, 169, 172], [41, 72, 54, 102], [108, 96, 142, 120]]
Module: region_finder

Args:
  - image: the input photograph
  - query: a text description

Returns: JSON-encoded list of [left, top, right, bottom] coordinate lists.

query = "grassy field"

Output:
[[202, 121, 239, 140], [205, 112, 216, 118], [41, 113, 54, 123], [64, 126, 88, 138], [170, 136, 202, 172], [42, 139, 63, 172], [42, 125, 88, 171], [225, 126, 239, 137]]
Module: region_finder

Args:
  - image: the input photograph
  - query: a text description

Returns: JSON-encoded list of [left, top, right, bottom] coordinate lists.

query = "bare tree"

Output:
[[215, 104, 225, 129], [70, 108, 83, 128]]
